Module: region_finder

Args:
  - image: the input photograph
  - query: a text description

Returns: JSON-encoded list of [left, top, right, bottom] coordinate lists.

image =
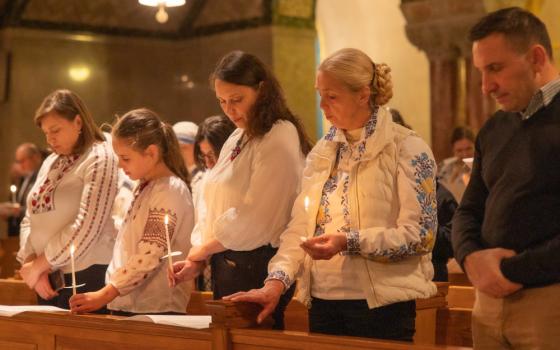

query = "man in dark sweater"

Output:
[[452, 7, 560, 349]]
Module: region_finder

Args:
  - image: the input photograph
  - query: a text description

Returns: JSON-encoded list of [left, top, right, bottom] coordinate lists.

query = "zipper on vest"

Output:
[[354, 162, 378, 304]]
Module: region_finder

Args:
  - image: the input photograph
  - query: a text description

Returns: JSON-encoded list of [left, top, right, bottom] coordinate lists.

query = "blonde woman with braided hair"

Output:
[[226, 48, 437, 341]]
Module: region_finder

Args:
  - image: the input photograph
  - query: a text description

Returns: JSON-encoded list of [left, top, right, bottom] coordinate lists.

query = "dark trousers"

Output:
[[211, 245, 295, 330], [38, 264, 109, 314], [432, 259, 449, 282], [309, 297, 416, 341]]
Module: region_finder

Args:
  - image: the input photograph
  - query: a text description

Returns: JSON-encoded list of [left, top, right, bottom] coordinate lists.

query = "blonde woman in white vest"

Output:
[[226, 48, 438, 341]]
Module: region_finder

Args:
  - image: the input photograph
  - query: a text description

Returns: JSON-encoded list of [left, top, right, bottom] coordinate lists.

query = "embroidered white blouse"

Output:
[[311, 127, 365, 300], [199, 120, 305, 250], [107, 176, 194, 314], [17, 141, 118, 273]]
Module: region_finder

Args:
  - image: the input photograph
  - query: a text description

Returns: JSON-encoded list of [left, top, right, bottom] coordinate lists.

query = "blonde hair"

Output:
[[112, 108, 189, 186], [34, 89, 105, 155], [318, 48, 393, 107]]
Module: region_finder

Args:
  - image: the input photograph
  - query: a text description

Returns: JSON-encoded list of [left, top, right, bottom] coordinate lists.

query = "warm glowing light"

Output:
[[155, 6, 169, 23], [69, 66, 90, 82], [304, 196, 309, 212], [164, 214, 169, 225], [139, 0, 185, 6], [70, 243, 75, 256], [10, 185, 16, 193]]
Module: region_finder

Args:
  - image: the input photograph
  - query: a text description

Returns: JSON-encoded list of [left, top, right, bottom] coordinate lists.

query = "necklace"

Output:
[[230, 133, 248, 161]]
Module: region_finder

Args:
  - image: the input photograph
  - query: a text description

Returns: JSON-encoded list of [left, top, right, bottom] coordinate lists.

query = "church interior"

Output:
[[0, 1, 559, 349]]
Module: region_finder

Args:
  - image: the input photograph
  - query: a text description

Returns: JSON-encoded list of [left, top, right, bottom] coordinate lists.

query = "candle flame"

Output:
[[164, 214, 169, 225], [304, 196, 309, 210], [10, 185, 16, 193], [70, 243, 75, 256]]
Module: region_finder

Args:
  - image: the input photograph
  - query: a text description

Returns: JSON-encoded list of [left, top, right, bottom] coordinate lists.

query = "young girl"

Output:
[[70, 108, 194, 315]]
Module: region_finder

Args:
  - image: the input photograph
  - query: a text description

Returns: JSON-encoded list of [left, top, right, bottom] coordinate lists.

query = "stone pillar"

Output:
[[271, 0, 318, 141], [428, 52, 459, 161], [464, 57, 495, 131], [400, 0, 488, 160]]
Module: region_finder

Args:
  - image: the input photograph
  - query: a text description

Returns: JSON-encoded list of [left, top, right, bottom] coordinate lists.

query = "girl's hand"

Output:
[[300, 233, 347, 260], [34, 272, 58, 300], [69, 284, 119, 314], [168, 260, 204, 287]]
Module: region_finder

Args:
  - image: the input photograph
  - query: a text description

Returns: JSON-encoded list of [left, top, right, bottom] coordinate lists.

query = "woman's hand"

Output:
[[20, 254, 51, 288], [34, 272, 58, 300], [223, 279, 285, 324], [167, 260, 204, 287], [300, 233, 347, 260], [187, 239, 226, 262], [69, 284, 119, 314]]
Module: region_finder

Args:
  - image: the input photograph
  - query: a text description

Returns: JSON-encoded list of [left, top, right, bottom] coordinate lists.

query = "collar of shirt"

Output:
[[324, 106, 379, 144], [521, 76, 560, 120]]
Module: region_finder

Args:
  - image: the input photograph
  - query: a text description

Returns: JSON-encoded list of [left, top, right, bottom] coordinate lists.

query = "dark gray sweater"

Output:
[[452, 93, 560, 287]]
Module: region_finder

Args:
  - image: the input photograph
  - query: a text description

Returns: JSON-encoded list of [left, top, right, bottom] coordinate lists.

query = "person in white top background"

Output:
[[173, 121, 201, 188], [69, 108, 194, 315], [17, 89, 118, 313], [226, 48, 437, 341], [190, 115, 236, 291], [169, 50, 312, 329]]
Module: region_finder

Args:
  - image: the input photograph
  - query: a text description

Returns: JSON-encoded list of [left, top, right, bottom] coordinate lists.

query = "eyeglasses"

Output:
[[199, 151, 216, 163]]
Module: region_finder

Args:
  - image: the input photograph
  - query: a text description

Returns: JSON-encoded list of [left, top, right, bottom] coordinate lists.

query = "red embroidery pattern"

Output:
[[122, 181, 151, 226], [30, 154, 80, 214], [51, 145, 118, 265], [141, 208, 178, 249]]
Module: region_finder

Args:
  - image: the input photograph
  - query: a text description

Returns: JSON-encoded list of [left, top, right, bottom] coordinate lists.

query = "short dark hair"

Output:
[[469, 7, 553, 60], [194, 115, 236, 169], [451, 126, 475, 145], [210, 51, 312, 155]]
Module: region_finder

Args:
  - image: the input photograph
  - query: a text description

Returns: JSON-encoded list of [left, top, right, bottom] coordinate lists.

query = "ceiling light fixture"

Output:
[[139, 0, 186, 24]]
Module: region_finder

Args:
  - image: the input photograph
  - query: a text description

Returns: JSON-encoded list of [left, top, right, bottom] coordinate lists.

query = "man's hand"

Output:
[[223, 279, 285, 324], [300, 233, 347, 260], [464, 248, 523, 298], [69, 284, 119, 313]]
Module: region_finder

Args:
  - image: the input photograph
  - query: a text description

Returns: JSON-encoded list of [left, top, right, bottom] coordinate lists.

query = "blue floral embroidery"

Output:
[[324, 126, 337, 141], [367, 152, 437, 262], [265, 270, 292, 289], [314, 170, 338, 236], [340, 229, 360, 255], [314, 109, 379, 251]]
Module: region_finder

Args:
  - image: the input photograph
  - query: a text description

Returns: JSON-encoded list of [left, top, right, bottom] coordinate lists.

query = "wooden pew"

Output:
[[0, 300, 470, 350], [436, 286, 474, 347], [0, 279, 451, 346], [0, 237, 20, 278], [0, 279, 37, 305]]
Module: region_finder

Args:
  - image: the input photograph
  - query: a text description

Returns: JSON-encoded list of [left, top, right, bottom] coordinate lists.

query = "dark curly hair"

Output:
[[210, 51, 312, 155]]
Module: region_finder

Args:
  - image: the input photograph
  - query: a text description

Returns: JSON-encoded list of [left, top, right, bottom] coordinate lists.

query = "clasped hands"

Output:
[[19, 254, 58, 300], [464, 248, 523, 298]]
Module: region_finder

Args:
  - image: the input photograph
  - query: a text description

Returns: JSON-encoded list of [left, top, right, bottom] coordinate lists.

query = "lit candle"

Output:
[[164, 215, 173, 270], [70, 243, 77, 296], [10, 185, 17, 204]]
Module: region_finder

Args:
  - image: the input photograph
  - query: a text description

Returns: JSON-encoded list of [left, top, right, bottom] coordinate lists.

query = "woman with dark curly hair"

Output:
[[169, 51, 312, 329]]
